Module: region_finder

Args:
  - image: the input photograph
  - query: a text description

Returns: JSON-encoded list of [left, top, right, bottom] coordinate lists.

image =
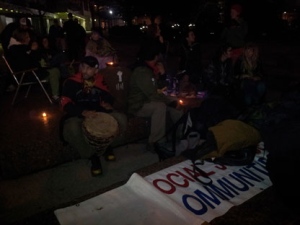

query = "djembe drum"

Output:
[[82, 112, 119, 155]]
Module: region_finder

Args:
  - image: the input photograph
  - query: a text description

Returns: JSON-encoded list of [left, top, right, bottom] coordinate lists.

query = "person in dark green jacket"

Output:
[[128, 43, 183, 150]]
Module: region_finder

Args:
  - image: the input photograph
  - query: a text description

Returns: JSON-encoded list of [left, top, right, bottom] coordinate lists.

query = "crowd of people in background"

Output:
[[0, 3, 273, 176], [0, 4, 263, 108], [174, 3, 266, 111]]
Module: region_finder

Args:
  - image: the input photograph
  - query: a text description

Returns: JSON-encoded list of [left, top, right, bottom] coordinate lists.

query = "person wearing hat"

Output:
[[85, 27, 117, 69], [221, 4, 248, 64], [60, 56, 127, 176], [127, 42, 183, 152]]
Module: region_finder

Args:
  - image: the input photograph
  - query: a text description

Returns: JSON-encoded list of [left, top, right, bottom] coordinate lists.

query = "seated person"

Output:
[[60, 56, 127, 177], [127, 43, 183, 151], [234, 42, 266, 107], [7, 28, 61, 102], [203, 45, 237, 101], [178, 73, 197, 97], [85, 27, 117, 69], [40, 35, 69, 78]]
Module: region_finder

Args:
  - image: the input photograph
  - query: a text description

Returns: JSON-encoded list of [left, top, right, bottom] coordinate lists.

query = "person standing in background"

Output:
[[140, 21, 167, 65], [221, 4, 248, 64], [178, 28, 203, 90], [74, 18, 87, 60], [48, 19, 65, 52], [63, 13, 83, 61]]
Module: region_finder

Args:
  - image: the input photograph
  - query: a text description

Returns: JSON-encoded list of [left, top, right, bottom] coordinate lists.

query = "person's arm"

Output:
[[233, 58, 243, 79], [203, 61, 217, 88], [61, 79, 84, 117], [134, 67, 172, 104], [238, 19, 248, 38], [85, 40, 97, 54], [248, 60, 264, 81], [101, 38, 116, 56], [8, 45, 40, 71]]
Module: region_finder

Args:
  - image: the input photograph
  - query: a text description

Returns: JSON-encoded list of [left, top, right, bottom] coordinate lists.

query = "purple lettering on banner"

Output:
[[230, 169, 263, 186], [248, 160, 269, 176], [147, 155, 271, 219], [239, 168, 264, 180], [180, 165, 270, 215], [218, 177, 250, 191], [182, 194, 209, 215]]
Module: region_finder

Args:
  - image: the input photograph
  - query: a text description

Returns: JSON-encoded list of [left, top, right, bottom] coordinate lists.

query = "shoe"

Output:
[[90, 154, 103, 177], [103, 146, 116, 161], [153, 142, 175, 161]]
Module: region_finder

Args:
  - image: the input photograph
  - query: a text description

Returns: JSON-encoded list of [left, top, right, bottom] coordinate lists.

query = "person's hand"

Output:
[[240, 74, 251, 79], [158, 35, 164, 44], [157, 86, 167, 94], [82, 110, 97, 118], [100, 101, 113, 110], [252, 76, 261, 81]]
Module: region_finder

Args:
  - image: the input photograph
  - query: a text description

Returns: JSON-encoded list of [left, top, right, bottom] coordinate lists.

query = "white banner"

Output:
[[145, 150, 272, 222], [54, 173, 206, 225], [54, 150, 271, 224]]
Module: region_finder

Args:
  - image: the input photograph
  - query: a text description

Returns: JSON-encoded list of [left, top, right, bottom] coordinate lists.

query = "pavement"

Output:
[[0, 141, 159, 224], [0, 36, 300, 224]]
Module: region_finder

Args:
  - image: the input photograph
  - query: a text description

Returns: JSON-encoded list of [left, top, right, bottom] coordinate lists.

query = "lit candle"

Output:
[[42, 112, 47, 117], [107, 62, 114, 66], [179, 99, 184, 105]]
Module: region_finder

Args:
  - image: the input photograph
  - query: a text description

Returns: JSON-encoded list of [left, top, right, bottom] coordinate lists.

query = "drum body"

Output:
[[82, 112, 119, 154]]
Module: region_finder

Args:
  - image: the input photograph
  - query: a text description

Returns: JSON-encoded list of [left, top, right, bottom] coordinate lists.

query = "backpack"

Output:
[[182, 119, 261, 185], [154, 96, 240, 161]]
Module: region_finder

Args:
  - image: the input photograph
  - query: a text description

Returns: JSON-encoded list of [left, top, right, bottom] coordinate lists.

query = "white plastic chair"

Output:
[[2, 54, 53, 105]]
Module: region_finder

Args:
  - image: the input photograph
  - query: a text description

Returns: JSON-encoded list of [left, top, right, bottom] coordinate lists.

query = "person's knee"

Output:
[[257, 82, 266, 94], [154, 102, 167, 112], [110, 112, 128, 133], [63, 119, 83, 142]]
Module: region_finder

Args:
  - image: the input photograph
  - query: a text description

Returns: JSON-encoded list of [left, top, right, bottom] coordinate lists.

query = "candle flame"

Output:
[[42, 112, 47, 117]]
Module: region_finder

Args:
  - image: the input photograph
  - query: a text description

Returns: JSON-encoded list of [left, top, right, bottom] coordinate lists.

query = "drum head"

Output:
[[82, 112, 119, 150]]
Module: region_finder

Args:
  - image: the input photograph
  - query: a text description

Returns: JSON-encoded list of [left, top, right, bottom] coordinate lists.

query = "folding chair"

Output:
[[2, 54, 53, 105]]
